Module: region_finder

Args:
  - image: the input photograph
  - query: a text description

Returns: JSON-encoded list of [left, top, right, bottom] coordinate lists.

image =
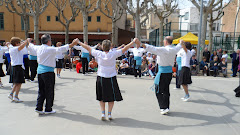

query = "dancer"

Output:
[[28, 39, 38, 82], [175, 48, 184, 89], [73, 43, 99, 75], [55, 42, 64, 78], [77, 38, 136, 121], [128, 42, 146, 79], [178, 42, 193, 102], [0, 44, 9, 87], [27, 34, 78, 114], [22, 46, 30, 81], [138, 37, 183, 115], [8, 37, 29, 103]]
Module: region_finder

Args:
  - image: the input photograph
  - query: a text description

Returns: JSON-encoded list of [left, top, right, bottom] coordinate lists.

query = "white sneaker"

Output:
[[13, 97, 23, 103], [152, 76, 155, 79], [44, 110, 56, 114], [108, 115, 113, 120], [30, 80, 37, 83], [173, 88, 180, 90], [35, 110, 45, 115], [26, 79, 30, 82], [122, 73, 126, 76], [183, 96, 190, 102], [160, 108, 170, 115], [8, 94, 13, 101], [101, 114, 107, 121]]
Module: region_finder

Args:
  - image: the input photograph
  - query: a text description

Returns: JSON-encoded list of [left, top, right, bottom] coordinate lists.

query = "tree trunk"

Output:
[[34, 15, 40, 44], [112, 21, 118, 47], [135, 14, 141, 41], [65, 23, 70, 44], [208, 21, 213, 53], [82, 11, 88, 43], [23, 16, 29, 39], [159, 17, 164, 46], [200, 12, 208, 60]]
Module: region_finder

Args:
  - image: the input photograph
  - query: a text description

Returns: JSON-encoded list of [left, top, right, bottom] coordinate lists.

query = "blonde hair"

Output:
[[56, 42, 62, 47]]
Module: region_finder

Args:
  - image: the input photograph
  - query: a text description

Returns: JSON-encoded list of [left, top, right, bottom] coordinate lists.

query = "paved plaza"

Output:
[[0, 70, 240, 135]]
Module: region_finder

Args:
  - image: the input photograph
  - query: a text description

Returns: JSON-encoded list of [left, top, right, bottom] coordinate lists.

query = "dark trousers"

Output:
[[211, 66, 218, 76], [134, 66, 141, 77], [29, 60, 38, 81], [82, 58, 88, 74], [232, 65, 238, 77], [155, 73, 172, 109], [36, 72, 55, 112], [176, 65, 181, 88], [24, 58, 30, 79]]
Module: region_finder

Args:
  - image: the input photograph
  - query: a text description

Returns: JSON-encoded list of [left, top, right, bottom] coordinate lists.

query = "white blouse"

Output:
[[91, 49, 122, 78], [9, 47, 24, 66]]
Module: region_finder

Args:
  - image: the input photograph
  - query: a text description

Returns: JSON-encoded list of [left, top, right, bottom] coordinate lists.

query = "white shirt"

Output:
[[91, 49, 123, 78], [128, 47, 146, 57], [222, 54, 228, 62], [28, 45, 39, 56], [120, 63, 129, 68], [145, 43, 182, 66], [9, 47, 24, 66], [181, 50, 194, 68], [56, 51, 64, 59], [0, 46, 8, 63], [74, 45, 98, 53], [177, 48, 185, 57], [5, 44, 13, 53], [22, 47, 28, 55], [28, 43, 69, 67]]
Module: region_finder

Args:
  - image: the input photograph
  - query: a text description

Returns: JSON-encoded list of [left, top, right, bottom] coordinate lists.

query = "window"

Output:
[[212, 23, 216, 31], [190, 24, 198, 31], [0, 13, 4, 30], [97, 16, 101, 22], [184, 12, 189, 20], [21, 16, 30, 30], [72, 18, 75, 22], [56, 16, 59, 21], [47, 16, 51, 22], [88, 16, 91, 22], [166, 19, 168, 23]]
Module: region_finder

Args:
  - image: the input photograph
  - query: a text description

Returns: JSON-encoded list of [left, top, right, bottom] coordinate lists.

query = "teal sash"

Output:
[[37, 64, 54, 74], [152, 66, 172, 93], [176, 57, 182, 71], [134, 56, 142, 66], [82, 52, 90, 61], [29, 55, 37, 60]]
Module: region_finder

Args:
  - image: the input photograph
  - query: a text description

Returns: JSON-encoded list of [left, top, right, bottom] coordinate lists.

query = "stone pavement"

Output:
[[0, 70, 240, 135]]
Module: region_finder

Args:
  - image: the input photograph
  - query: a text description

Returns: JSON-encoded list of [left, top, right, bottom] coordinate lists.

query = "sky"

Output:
[[178, 0, 231, 9]]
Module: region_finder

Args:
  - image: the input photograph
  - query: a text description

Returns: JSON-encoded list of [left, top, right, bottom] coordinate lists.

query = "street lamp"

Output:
[[178, 15, 185, 36]]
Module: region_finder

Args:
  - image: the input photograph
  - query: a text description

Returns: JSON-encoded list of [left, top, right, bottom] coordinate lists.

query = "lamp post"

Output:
[[178, 15, 185, 36]]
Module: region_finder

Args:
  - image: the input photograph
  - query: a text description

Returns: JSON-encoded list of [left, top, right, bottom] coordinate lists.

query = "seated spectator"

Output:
[[210, 51, 218, 61], [119, 59, 129, 75], [210, 56, 219, 77], [141, 60, 148, 76], [200, 56, 209, 76], [219, 57, 228, 77], [89, 58, 98, 72], [222, 50, 228, 62], [190, 55, 198, 75], [148, 61, 156, 78], [76, 60, 82, 73], [142, 55, 149, 65], [147, 53, 152, 64]]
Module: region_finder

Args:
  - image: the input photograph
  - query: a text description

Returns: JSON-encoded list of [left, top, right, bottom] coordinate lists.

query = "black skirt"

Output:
[[56, 59, 64, 68], [178, 67, 192, 85], [9, 65, 25, 83], [0, 63, 5, 77], [96, 76, 123, 102]]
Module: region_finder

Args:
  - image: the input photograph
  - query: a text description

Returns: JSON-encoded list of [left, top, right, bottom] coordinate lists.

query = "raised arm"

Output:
[[117, 44, 125, 50], [18, 39, 29, 51], [78, 41, 92, 53], [121, 39, 136, 53]]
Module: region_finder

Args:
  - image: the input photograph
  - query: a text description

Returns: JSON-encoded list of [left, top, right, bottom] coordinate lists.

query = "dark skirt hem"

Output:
[[178, 67, 192, 85]]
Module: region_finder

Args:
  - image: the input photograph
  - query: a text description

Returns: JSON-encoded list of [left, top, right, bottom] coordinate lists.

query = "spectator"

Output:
[[200, 56, 209, 76], [148, 61, 156, 78], [203, 47, 211, 62], [89, 58, 98, 72], [210, 56, 219, 77], [141, 60, 148, 76], [76, 60, 82, 73], [222, 50, 228, 63], [147, 53, 152, 63], [142, 55, 149, 65], [230, 49, 239, 77], [119, 59, 129, 75], [210, 51, 218, 61], [219, 58, 228, 77], [190, 55, 198, 75], [217, 48, 223, 61]]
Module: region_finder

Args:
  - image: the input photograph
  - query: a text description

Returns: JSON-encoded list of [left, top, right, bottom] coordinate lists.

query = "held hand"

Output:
[[26, 38, 32, 43]]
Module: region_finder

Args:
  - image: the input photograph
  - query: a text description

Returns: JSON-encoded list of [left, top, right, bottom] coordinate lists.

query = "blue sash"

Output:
[[29, 55, 37, 60], [37, 64, 54, 74], [23, 54, 28, 59], [152, 66, 172, 93], [176, 57, 182, 71], [134, 56, 142, 66], [82, 52, 90, 61]]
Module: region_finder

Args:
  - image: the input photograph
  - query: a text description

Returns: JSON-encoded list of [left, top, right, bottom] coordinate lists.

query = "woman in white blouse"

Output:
[[77, 38, 137, 121]]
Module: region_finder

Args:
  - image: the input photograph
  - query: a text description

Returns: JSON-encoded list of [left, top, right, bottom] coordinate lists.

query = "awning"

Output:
[[173, 32, 209, 45], [28, 31, 111, 35]]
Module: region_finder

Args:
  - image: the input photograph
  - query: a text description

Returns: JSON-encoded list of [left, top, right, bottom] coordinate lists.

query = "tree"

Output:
[[207, 0, 231, 52], [190, 0, 229, 58], [120, 0, 151, 40], [25, 0, 49, 44], [150, 0, 178, 46], [5, 0, 30, 38], [0, 0, 3, 6], [98, 0, 124, 46], [50, 0, 80, 44], [70, 0, 99, 43]]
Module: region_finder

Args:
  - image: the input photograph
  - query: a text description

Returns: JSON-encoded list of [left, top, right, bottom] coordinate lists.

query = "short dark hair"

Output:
[[41, 34, 51, 44], [165, 36, 173, 44], [152, 61, 156, 63], [185, 42, 192, 50], [10, 37, 21, 46]]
